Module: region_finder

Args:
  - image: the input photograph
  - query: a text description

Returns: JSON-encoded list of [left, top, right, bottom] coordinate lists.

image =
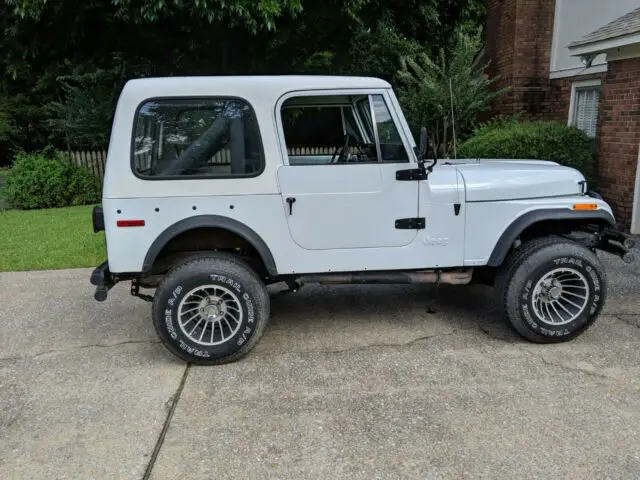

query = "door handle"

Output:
[[286, 197, 296, 215]]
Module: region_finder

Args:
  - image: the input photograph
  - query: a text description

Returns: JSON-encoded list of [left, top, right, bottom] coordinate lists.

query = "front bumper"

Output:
[[596, 228, 637, 264], [90, 261, 115, 301]]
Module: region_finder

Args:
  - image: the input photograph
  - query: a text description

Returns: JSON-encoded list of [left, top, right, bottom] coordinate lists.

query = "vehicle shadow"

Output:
[[261, 282, 519, 350]]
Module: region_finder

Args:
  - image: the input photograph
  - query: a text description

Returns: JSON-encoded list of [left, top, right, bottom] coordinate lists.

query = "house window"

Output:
[[569, 80, 601, 138]]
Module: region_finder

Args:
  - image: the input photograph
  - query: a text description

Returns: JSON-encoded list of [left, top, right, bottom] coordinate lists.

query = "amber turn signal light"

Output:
[[572, 204, 598, 211]]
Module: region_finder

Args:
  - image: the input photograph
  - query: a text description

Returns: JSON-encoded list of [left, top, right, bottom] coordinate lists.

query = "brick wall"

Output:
[[485, 0, 605, 120], [596, 57, 640, 229], [485, 0, 556, 118], [545, 74, 606, 122]]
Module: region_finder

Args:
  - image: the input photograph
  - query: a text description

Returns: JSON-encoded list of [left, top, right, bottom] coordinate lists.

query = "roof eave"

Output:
[[568, 32, 640, 57]]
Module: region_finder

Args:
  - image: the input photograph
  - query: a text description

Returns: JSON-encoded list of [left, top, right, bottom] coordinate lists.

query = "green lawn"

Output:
[[0, 205, 105, 272]]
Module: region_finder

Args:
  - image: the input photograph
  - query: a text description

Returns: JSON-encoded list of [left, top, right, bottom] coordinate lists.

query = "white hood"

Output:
[[452, 159, 586, 202]]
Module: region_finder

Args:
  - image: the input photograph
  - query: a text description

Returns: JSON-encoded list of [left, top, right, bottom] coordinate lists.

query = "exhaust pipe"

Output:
[[297, 269, 473, 286]]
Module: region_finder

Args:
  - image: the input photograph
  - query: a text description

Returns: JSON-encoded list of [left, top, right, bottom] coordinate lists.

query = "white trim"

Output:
[[631, 145, 640, 235], [571, 79, 602, 89], [550, 0, 564, 77], [607, 43, 640, 62], [569, 32, 640, 57], [568, 79, 602, 131], [549, 63, 608, 79]]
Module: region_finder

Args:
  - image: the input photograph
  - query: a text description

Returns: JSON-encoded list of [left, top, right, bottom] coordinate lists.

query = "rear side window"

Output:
[[132, 97, 264, 179]]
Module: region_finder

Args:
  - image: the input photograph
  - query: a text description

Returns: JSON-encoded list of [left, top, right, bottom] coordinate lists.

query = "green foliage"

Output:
[[458, 121, 597, 183], [4, 149, 100, 209], [0, 0, 486, 155], [45, 68, 124, 150], [346, 20, 424, 80], [470, 112, 523, 135], [0, 99, 17, 143], [397, 30, 507, 157], [5, 0, 304, 31]]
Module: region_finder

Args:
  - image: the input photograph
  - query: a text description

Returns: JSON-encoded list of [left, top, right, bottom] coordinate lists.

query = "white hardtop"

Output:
[[122, 75, 392, 100], [105, 74, 396, 199]]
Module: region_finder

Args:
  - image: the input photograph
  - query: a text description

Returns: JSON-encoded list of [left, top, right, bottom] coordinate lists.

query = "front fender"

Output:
[[487, 208, 616, 267]]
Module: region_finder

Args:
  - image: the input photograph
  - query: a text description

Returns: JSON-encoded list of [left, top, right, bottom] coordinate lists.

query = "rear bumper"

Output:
[[90, 261, 115, 301], [92, 206, 105, 233]]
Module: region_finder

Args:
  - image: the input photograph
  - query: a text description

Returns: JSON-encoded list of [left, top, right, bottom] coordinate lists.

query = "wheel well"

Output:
[[487, 210, 615, 268], [147, 227, 271, 280], [518, 218, 609, 242]]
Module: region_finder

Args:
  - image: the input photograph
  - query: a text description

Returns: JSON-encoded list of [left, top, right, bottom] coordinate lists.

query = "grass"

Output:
[[0, 205, 105, 272]]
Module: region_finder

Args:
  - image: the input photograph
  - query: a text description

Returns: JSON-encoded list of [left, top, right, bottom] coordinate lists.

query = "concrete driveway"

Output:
[[1, 254, 639, 479]]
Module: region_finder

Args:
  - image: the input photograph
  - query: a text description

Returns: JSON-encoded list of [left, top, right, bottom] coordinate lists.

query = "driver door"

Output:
[[276, 90, 420, 250]]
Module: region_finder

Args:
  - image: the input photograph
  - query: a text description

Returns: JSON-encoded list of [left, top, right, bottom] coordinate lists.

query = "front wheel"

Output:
[[496, 237, 607, 343], [152, 254, 270, 365]]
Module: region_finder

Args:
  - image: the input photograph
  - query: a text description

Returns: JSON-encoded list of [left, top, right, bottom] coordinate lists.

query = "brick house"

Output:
[[485, 0, 640, 233]]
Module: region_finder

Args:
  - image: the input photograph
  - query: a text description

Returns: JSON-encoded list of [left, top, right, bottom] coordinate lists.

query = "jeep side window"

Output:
[[355, 98, 374, 141], [281, 94, 408, 165], [132, 98, 264, 178], [281, 105, 345, 165], [370, 94, 410, 163]]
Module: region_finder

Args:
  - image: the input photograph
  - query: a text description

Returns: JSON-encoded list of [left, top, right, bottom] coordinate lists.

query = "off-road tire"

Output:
[[495, 236, 607, 343], [152, 253, 270, 365]]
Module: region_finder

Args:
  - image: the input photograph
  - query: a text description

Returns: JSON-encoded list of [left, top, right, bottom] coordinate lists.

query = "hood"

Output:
[[452, 159, 585, 202]]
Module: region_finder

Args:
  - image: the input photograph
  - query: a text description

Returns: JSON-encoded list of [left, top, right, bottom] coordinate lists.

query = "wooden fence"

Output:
[[69, 146, 338, 179], [68, 151, 107, 179]]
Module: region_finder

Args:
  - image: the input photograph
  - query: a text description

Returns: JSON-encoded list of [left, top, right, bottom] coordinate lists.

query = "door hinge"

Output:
[[395, 218, 426, 229], [454, 203, 461, 216], [396, 168, 428, 181]]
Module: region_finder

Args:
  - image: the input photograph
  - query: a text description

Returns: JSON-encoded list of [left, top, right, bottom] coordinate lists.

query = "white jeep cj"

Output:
[[90, 75, 636, 365]]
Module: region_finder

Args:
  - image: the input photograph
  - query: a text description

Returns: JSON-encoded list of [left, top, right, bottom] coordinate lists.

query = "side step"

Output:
[[296, 269, 474, 286]]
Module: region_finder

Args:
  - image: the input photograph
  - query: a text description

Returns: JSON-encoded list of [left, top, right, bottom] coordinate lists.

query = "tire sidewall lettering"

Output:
[[519, 255, 604, 338], [161, 271, 256, 358]]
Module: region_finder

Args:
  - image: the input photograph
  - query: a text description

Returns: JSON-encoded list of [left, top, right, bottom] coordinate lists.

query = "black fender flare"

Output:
[[487, 208, 616, 267], [142, 215, 278, 276]]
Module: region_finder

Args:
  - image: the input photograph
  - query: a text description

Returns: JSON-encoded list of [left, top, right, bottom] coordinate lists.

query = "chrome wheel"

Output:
[[177, 285, 243, 346], [532, 268, 590, 326]]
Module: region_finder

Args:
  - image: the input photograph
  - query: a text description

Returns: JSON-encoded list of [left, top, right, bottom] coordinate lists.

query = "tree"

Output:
[[0, 99, 17, 144], [396, 30, 506, 157], [0, 0, 487, 156], [4, 0, 304, 31], [45, 68, 125, 150]]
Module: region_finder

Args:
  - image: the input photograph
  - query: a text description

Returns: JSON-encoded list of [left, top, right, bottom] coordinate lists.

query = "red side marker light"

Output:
[[117, 219, 146, 227]]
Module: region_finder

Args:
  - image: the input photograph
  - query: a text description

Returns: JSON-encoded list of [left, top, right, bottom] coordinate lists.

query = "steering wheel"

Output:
[[330, 134, 366, 163]]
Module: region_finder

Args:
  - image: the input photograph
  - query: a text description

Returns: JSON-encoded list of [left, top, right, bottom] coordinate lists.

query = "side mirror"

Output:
[[419, 126, 428, 159]]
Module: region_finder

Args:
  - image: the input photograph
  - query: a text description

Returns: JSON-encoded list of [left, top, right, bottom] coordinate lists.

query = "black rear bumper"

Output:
[[90, 261, 115, 301], [92, 206, 105, 233]]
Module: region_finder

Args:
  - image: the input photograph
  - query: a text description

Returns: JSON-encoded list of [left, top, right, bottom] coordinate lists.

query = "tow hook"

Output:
[[131, 280, 154, 302]]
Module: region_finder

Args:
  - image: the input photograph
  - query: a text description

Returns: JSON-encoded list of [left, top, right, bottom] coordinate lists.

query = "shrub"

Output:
[[396, 31, 508, 157], [3, 149, 101, 209], [457, 121, 596, 184]]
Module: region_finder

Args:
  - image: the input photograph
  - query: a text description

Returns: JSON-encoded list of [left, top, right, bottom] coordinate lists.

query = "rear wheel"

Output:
[[496, 236, 607, 343], [152, 253, 270, 364]]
